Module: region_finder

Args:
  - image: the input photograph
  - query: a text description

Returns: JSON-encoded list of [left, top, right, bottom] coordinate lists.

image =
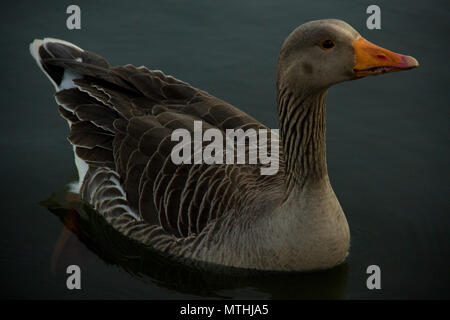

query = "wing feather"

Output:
[[35, 39, 285, 242]]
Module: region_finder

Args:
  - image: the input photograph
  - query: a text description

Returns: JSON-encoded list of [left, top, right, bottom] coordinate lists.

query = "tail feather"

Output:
[[29, 38, 110, 91], [30, 38, 82, 90], [30, 38, 116, 192]]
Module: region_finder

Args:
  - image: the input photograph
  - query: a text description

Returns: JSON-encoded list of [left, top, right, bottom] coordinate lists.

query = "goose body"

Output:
[[30, 19, 418, 271]]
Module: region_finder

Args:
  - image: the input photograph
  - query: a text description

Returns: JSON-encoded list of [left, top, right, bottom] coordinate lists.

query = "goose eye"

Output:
[[320, 39, 335, 50]]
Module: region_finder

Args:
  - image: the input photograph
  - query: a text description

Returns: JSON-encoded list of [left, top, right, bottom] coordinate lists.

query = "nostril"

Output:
[[377, 54, 387, 60]]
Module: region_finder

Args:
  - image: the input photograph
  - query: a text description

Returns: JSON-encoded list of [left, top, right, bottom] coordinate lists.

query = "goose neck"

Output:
[[277, 88, 329, 193]]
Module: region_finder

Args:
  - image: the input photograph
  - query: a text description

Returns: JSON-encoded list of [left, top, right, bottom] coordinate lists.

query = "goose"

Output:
[[30, 19, 418, 271]]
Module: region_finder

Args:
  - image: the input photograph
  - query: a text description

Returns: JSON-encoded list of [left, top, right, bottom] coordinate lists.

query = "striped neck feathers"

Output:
[[277, 87, 328, 193]]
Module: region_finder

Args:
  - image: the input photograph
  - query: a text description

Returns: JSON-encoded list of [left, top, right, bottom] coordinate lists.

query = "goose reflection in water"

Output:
[[41, 188, 348, 299]]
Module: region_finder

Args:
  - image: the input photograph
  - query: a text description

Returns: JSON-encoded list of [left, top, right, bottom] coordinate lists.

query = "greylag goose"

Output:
[[30, 19, 418, 271]]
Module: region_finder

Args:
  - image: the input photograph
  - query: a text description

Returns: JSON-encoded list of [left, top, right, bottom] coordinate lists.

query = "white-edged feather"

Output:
[[30, 38, 88, 193]]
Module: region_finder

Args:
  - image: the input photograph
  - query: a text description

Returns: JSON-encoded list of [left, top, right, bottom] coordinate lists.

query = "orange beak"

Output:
[[353, 37, 419, 77]]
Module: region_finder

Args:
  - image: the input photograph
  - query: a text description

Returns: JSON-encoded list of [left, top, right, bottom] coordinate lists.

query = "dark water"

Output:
[[1, 0, 449, 299]]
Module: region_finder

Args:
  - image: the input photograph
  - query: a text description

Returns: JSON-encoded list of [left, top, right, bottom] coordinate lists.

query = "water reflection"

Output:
[[41, 188, 348, 299]]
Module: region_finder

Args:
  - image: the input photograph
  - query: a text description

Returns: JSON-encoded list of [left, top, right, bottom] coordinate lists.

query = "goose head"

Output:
[[277, 19, 419, 94]]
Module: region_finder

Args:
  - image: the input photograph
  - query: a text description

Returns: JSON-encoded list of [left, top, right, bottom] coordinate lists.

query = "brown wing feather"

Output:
[[40, 40, 284, 240]]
